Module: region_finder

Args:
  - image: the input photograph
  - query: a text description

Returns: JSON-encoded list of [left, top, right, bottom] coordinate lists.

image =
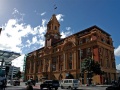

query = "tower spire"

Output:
[[45, 14, 61, 47]]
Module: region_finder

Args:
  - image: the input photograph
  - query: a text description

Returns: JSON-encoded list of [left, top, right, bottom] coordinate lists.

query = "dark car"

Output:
[[106, 82, 120, 90], [10, 79, 20, 86], [40, 80, 59, 90]]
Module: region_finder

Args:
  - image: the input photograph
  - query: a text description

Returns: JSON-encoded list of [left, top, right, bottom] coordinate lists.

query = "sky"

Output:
[[0, 0, 120, 71]]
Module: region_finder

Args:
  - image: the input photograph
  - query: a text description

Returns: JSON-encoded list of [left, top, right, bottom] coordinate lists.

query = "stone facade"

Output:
[[24, 14, 116, 84]]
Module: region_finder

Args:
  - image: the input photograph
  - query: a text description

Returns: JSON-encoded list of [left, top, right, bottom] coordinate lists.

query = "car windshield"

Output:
[[53, 80, 59, 83], [73, 80, 78, 83], [44, 81, 52, 83]]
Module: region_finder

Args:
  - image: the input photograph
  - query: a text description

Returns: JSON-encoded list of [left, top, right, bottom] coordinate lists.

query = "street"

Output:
[[5, 82, 108, 90]]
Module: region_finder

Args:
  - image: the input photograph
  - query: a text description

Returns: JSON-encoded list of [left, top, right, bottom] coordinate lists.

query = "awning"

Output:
[[0, 50, 20, 62]]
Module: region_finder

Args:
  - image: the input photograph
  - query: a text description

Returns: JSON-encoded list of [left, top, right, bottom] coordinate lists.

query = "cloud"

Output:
[[61, 27, 73, 38], [0, 9, 47, 70], [12, 8, 25, 22], [56, 14, 64, 22], [41, 12, 46, 16], [116, 64, 120, 70], [0, 9, 72, 71], [114, 45, 120, 56], [12, 54, 25, 71], [66, 27, 71, 31]]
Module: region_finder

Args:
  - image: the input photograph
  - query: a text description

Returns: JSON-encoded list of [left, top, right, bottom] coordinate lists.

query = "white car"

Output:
[[60, 79, 79, 89]]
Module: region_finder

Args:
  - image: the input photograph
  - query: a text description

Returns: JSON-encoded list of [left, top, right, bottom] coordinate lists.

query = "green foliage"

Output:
[[65, 73, 74, 79], [81, 57, 103, 76], [15, 71, 22, 79]]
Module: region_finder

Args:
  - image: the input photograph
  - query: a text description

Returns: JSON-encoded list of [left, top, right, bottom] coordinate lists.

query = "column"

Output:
[[73, 51, 76, 69], [64, 52, 66, 70], [29, 61, 31, 73]]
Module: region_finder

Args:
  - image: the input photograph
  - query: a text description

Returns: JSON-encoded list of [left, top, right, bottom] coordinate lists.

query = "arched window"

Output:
[[55, 26, 57, 30], [52, 57, 57, 71], [68, 52, 72, 69]]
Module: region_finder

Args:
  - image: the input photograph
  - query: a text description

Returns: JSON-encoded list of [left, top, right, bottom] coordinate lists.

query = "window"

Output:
[[81, 49, 83, 57], [59, 55, 63, 70], [52, 57, 57, 71], [86, 37, 90, 42], [69, 53, 72, 62], [69, 80, 72, 83], [48, 26, 51, 30], [100, 59, 103, 66], [68, 52, 72, 69], [55, 26, 57, 30], [79, 40, 83, 45], [41, 60, 43, 72], [101, 38, 106, 43], [64, 80, 68, 83], [53, 48, 57, 53], [106, 59, 109, 68], [86, 48, 91, 54], [112, 62, 115, 68]]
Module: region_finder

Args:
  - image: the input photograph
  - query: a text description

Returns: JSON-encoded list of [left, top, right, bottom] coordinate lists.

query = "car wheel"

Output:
[[68, 86, 73, 90], [55, 87, 58, 90], [74, 88, 77, 90]]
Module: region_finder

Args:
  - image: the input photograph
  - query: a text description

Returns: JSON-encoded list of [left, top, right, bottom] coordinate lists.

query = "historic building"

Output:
[[24, 14, 116, 84]]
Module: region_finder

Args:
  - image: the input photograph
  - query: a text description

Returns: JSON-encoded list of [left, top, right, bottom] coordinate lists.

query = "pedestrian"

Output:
[[26, 81, 33, 90], [0, 80, 3, 90], [105, 79, 107, 84], [2, 79, 6, 90]]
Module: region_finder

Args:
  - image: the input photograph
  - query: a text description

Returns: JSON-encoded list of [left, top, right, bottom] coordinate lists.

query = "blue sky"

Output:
[[0, 0, 120, 71]]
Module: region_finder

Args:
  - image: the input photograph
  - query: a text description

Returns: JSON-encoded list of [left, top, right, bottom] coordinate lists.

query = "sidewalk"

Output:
[[81, 84, 111, 87]]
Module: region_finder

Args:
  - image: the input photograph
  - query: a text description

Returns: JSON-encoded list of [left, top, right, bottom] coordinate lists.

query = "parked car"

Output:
[[40, 80, 59, 90], [10, 79, 20, 86], [60, 79, 79, 89], [106, 82, 120, 90], [0, 77, 7, 87], [25, 79, 36, 86]]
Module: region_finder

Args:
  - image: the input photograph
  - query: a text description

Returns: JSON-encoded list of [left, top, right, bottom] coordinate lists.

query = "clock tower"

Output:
[[45, 14, 61, 47]]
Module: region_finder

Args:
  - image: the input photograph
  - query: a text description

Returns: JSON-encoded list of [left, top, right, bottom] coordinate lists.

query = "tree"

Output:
[[81, 57, 104, 84], [65, 72, 74, 79], [15, 71, 22, 79]]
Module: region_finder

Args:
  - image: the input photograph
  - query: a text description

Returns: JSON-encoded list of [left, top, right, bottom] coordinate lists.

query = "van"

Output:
[[60, 79, 79, 89]]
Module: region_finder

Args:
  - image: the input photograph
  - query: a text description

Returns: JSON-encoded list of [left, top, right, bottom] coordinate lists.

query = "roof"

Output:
[[75, 25, 111, 36], [47, 14, 60, 25], [0, 50, 20, 62]]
